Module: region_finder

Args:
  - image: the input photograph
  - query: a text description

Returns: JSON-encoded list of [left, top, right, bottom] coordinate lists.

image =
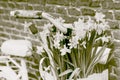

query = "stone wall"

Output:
[[0, 0, 120, 80]]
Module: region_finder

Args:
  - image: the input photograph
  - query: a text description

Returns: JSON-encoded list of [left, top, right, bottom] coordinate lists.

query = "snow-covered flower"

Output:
[[73, 18, 87, 40], [95, 12, 105, 22], [60, 45, 71, 56], [53, 31, 65, 49], [96, 22, 109, 35], [43, 23, 53, 35], [69, 36, 79, 49], [42, 12, 67, 33], [36, 46, 44, 55], [86, 17, 94, 31], [96, 36, 111, 43]]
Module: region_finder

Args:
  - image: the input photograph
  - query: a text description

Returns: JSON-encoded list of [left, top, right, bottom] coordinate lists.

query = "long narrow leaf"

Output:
[[68, 68, 80, 80], [59, 69, 73, 77]]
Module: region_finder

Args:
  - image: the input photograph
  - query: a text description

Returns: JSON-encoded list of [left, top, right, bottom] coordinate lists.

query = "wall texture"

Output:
[[0, 0, 120, 80]]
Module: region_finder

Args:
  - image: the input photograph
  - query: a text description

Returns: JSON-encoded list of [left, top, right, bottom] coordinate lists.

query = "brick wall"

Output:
[[0, 0, 120, 80]]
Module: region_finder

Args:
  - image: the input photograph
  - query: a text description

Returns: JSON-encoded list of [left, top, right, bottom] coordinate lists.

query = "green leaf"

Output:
[[68, 68, 80, 80], [59, 69, 73, 77]]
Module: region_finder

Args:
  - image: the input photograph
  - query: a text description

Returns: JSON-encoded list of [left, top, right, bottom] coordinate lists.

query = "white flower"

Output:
[[60, 45, 71, 56], [53, 31, 65, 49], [53, 40, 60, 49], [69, 36, 79, 49], [42, 12, 67, 33], [86, 17, 96, 31], [95, 12, 105, 22], [36, 46, 44, 55], [43, 23, 53, 35], [95, 36, 111, 43], [73, 18, 87, 40]]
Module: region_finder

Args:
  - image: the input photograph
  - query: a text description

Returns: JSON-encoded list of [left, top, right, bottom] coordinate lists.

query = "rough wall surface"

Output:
[[0, 0, 120, 80]]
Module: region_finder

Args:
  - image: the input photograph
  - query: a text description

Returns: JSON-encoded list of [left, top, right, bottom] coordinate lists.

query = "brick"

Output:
[[0, 27, 4, 32], [61, 15, 78, 23], [81, 8, 95, 16], [32, 5, 44, 11], [0, 0, 8, 1], [0, 33, 10, 38], [113, 30, 120, 40], [24, 4, 33, 10], [49, 13, 61, 18], [56, 7, 67, 14], [10, 16, 17, 21], [28, 0, 42, 4], [76, 0, 90, 7], [103, 2, 120, 9], [5, 28, 12, 33], [46, 0, 70, 6], [15, 24, 24, 31], [0, 9, 4, 14], [0, 9, 10, 15], [11, 34, 24, 39], [89, 1, 101, 7], [0, 20, 15, 28], [39, 0, 46, 5], [0, 2, 8, 8], [14, 3, 24, 9], [20, 32, 28, 37], [2, 14, 10, 20], [114, 49, 120, 58], [28, 34, 36, 39], [68, 8, 81, 16], [108, 21, 119, 29], [114, 41, 120, 48], [101, 1, 107, 9], [9, 0, 27, 2], [105, 0, 113, 1], [115, 67, 120, 78], [12, 29, 20, 35], [80, 0, 90, 2], [17, 19, 27, 23], [103, 12, 113, 19], [8, 2, 16, 9], [115, 12, 120, 20], [114, 57, 120, 67], [30, 40, 40, 46], [44, 5, 56, 13], [34, 20, 48, 26], [0, 14, 2, 19]]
